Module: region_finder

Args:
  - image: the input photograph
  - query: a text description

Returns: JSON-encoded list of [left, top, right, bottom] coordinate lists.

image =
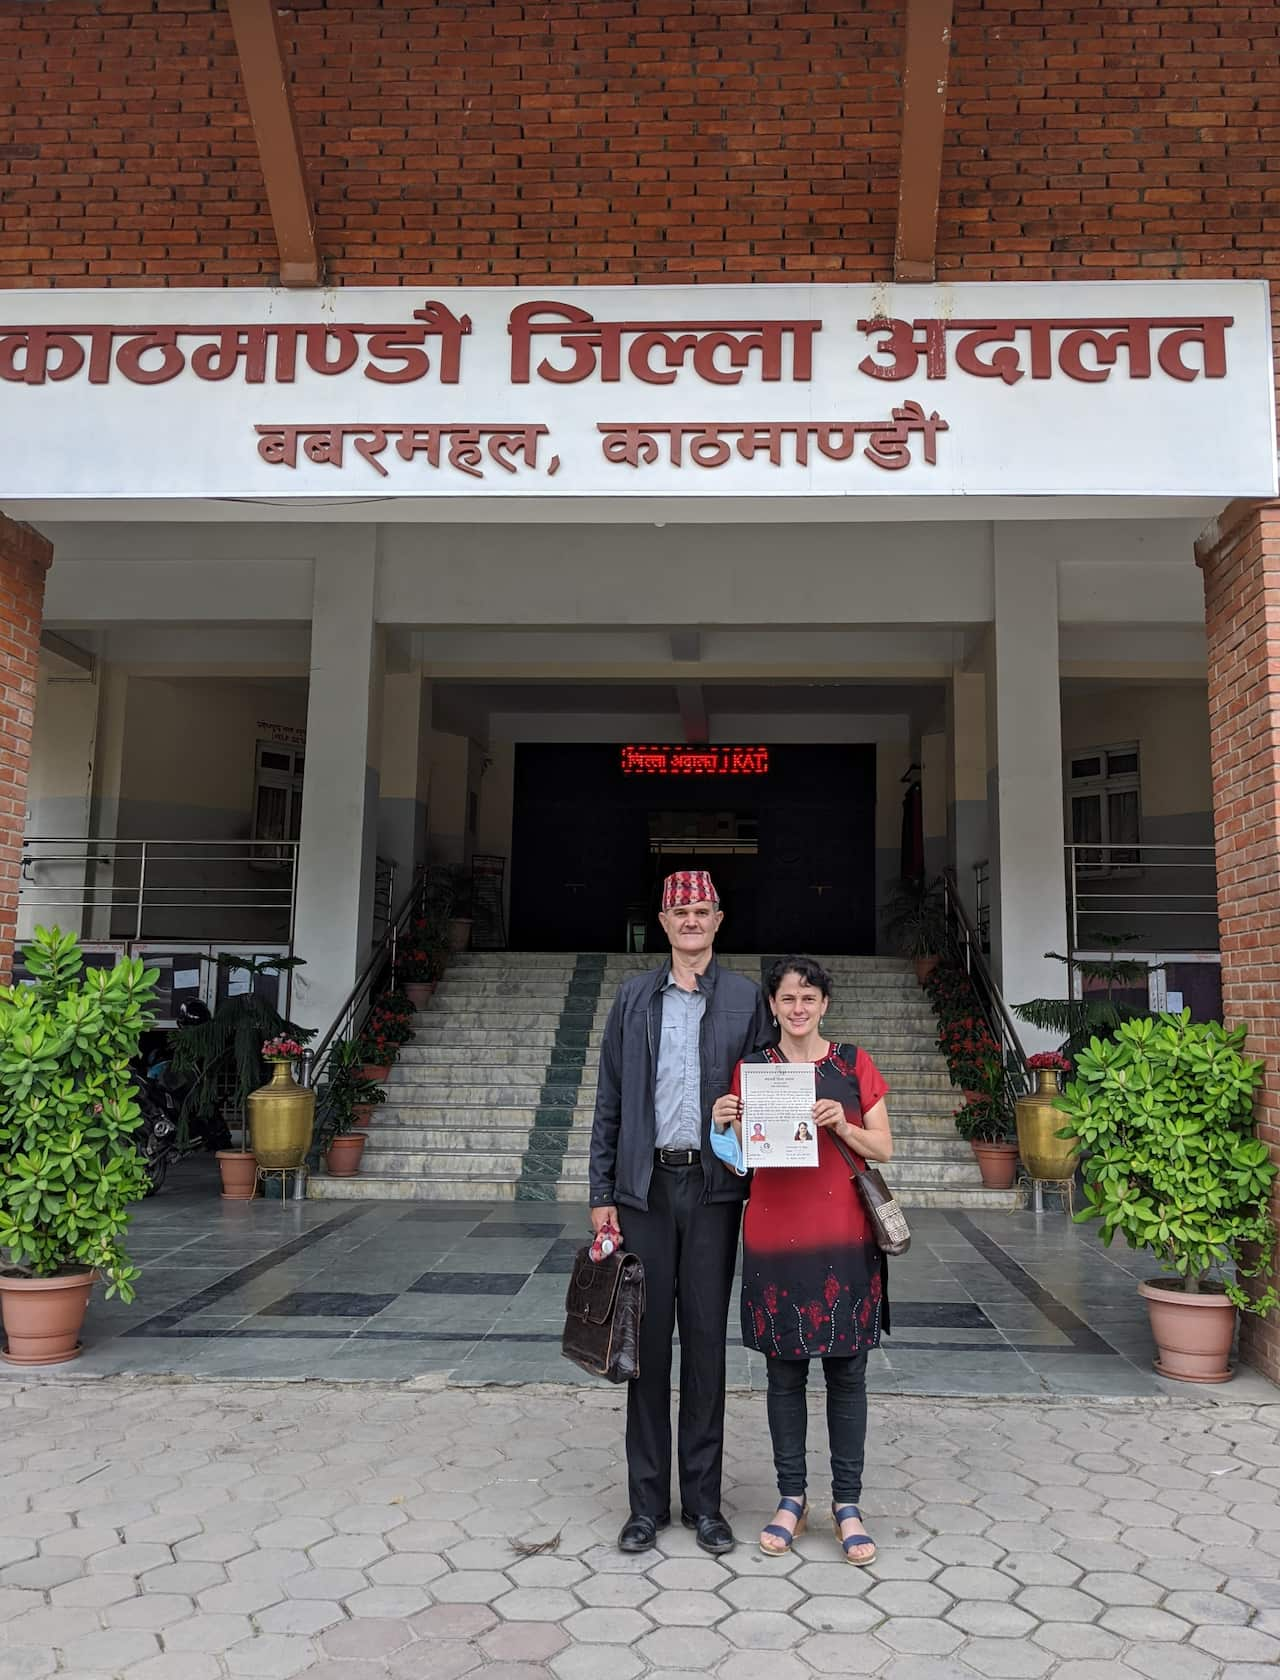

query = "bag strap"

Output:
[[827, 1043, 864, 1176]]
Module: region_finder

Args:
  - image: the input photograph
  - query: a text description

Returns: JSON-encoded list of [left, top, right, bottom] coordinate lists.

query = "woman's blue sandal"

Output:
[[832, 1503, 876, 1566], [759, 1496, 808, 1557]]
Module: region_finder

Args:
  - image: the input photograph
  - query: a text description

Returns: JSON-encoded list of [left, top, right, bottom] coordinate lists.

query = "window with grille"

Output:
[[1067, 743, 1140, 872]]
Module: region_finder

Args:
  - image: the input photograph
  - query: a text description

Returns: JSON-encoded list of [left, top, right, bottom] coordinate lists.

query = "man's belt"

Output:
[[655, 1147, 701, 1167]]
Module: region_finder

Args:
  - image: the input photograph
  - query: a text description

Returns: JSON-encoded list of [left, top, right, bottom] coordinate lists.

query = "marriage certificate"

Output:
[[740, 1062, 820, 1169]]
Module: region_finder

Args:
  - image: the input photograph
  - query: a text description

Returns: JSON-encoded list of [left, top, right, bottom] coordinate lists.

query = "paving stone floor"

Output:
[[5, 1160, 1277, 1401], [1, 1376, 1279, 1680]]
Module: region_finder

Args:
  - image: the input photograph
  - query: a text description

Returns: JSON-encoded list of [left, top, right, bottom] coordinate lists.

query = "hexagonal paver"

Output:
[[254, 1599, 346, 1636], [1033, 1622, 1124, 1660], [1, 1556, 84, 1590], [142, 1561, 229, 1596], [716, 1608, 806, 1649], [947, 1600, 1038, 1638], [867, 1580, 953, 1618], [308, 1535, 388, 1571], [1014, 1585, 1102, 1622], [935, 1566, 1017, 1601], [648, 1557, 731, 1592], [796, 1631, 890, 1673], [255, 1518, 335, 1551], [507, 1555, 589, 1590], [164, 1613, 256, 1652], [106, 1593, 197, 1630], [481, 1622, 570, 1662], [793, 1593, 882, 1634], [573, 1574, 657, 1609], [563, 1606, 655, 1644], [1190, 1625, 1280, 1662], [721, 1575, 805, 1613], [1099, 1606, 1191, 1642], [342, 1585, 433, 1619], [491, 1587, 581, 1623], [636, 1624, 731, 1669], [410, 1603, 499, 1639], [640, 1589, 727, 1627], [551, 1647, 646, 1680], [431, 1570, 514, 1604], [952, 1636, 1055, 1677], [322, 1618, 414, 1659], [366, 1551, 449, 1586], [1122, 1644, 1219, 1680], [61, 1629, 163, 1670], [225, 1632, 317, 1677], [874, 1616, 965, 1655], [86, 1543, 172, 1575]]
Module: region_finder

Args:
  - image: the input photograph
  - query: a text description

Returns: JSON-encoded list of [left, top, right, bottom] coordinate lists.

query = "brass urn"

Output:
[[1015, 1068, 1080, 1181], [247, 1059, 315, 1169]]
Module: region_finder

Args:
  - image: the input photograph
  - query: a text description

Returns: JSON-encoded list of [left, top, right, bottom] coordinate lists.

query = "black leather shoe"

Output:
[[681, 1510, 737, 1554], [618, 1512, 669, 1553]]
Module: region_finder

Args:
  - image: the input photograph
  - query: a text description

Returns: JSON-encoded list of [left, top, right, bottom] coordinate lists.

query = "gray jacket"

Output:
[[589, 956, 774, 1212]]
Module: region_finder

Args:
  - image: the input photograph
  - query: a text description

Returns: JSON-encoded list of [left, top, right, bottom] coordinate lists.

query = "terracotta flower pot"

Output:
[[0, 1270, 96, 1367], [352, 1103, 375, 1128], [1138, 1278, 1236, 1384], [217, 1150, 258, 1200], [914, 955, 941, 985], [360, 1064, 392, 1083], [326, 1134, 367, 1176], [970, 1140, 1019, 1189], [403, 981, 436, 1010]]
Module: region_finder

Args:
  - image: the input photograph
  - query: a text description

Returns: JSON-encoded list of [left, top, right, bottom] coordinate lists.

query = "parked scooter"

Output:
[[130, 1000, 231, 1193]]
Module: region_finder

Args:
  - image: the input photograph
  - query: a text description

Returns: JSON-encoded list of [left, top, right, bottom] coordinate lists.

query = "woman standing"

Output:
[[710, 955, 893, 1565]]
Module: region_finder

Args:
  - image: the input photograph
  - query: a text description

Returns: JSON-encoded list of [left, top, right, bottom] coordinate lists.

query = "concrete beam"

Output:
[[894, 0, 954, 282]]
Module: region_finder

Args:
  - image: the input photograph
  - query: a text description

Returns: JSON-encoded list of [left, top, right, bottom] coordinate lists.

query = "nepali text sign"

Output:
[[0, 282, 1274, 499]]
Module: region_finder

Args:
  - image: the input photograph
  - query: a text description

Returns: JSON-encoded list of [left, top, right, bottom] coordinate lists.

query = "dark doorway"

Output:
[[509, 743, 876, 952]]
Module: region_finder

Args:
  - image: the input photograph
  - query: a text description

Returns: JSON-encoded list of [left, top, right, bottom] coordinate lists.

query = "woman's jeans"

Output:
[[765, 1351, 868, 1506]]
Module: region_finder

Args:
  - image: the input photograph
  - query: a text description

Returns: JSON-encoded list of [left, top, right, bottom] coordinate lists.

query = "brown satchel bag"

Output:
[[561, 1245, 646, 1383], [828, 1128, 912, 1257]]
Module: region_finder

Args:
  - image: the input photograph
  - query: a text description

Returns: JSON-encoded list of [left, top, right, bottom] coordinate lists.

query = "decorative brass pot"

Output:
[[247, 1059, 315, 1169], [1015, 1069, 1080, 1181]]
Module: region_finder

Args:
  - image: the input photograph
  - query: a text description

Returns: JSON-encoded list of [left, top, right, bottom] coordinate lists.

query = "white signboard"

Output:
[[0, 281, 1273, 500]]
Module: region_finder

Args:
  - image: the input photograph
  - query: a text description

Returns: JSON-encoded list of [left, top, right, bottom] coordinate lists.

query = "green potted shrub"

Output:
[[316, 1041, 370, 1177], [0, 928, 156, 1366], [883, 875, 949, 984], [166, 954, 312, 1199], [357, 988, 416, 1080], [953, 1056, 1019, 1189], [1059, 1011, 1277, 1383]]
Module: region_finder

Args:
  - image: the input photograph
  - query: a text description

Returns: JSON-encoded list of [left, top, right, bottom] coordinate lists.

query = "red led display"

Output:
[[620, 745, 769, 776]]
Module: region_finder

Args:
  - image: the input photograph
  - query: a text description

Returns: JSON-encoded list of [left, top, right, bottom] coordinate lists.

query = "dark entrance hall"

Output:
[[508, 742, 877, 953]]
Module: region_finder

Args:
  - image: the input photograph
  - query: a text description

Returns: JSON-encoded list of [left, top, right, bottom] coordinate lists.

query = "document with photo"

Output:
[[741, 1062, 819, 1168]]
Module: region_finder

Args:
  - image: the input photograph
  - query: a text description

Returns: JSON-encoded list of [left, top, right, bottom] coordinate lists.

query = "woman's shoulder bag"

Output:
[[829, 1043, 912, 1257]]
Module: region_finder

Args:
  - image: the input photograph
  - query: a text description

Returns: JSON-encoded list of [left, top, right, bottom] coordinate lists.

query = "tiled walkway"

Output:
[[7, 1160, 1276, 1401]]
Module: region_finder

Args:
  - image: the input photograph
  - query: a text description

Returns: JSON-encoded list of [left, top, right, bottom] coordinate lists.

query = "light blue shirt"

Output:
[[653, 974, 707, 1150]]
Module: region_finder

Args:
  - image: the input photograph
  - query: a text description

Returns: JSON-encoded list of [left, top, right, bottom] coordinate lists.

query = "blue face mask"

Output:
[[709, 1125, 745, 1176]]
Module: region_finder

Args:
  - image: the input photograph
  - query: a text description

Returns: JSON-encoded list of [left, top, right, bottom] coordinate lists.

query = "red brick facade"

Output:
[[0, 517, 51, 983], [1198, 502, 1280, 1382]]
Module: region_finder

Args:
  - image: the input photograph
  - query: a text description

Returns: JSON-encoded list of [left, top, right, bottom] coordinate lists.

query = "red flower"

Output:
[[824, 1274, 841, 1308], [762, 1285, 778, 1313]]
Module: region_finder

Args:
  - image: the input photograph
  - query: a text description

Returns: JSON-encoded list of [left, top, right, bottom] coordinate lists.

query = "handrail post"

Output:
[[297, 1048, 315, 1091], [134, 840, 147, 949]]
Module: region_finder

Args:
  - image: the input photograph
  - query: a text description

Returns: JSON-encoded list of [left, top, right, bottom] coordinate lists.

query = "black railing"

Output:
[[941, 868, 1030, 1106]]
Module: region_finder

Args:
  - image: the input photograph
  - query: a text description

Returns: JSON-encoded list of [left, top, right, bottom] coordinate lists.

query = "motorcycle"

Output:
[[130, 1000, 231, 1194], [130, 1068, 179, 1196]]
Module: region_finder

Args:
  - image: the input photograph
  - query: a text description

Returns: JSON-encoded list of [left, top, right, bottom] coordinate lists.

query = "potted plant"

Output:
[[447, 863, 474, 953], [357, 986, 417, 1082], [316, 1046, 369, 1176], [1013, 936, 1151, 1059], [398, 924, 436, 1012], [326, 1040, 386, 1126], [166, 954, 312, 1198], [1016, 1051, 1079, 1182], [954, 1056, 1019, 1189], [0, 928, 155, 1366], [883, 875, 949, 984], [1058, 1012, 1277, 1383], [247, 1036, 315, 1170]]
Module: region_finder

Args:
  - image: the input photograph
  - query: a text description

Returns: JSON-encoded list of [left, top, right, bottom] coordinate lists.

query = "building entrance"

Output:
[[509, 743, 877, 953]]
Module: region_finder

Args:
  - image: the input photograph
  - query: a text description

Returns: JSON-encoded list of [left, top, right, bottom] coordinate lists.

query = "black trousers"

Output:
[[622, 1163, 742, 1519], [765, 1351, 869, 1506]]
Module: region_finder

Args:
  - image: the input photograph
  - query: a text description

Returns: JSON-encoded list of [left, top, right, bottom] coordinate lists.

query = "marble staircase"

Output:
[[309, 952, 1016, 1207]]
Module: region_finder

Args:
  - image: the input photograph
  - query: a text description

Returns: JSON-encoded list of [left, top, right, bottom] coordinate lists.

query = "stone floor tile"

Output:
[[365, 1550, 448, 1586], [305, 1536, 388, 1572], [1, 1555, 84, 1590], [174, 1531, 257, 1564], [647, 1556, 731, 1592], [718, 1608, 808, 1648], [140, 1561, 228, 1596], [6, 1606, 104, 1648], [878, 1652, 971, 1678], [1121, 1643, 1219, 1680], [638, 1588, 727, 1626], [481, 1622, 571, 1662], [1076, 1569, 1163, 1605], [635, 1624, 730, 1667], [388, 1642, 481, 1680], [789, 1561, 878, 1598], [720, 1574, 805, 1612], [995, 1553, 1082, 1587], [224, 1632, 318, 1677], [254, 1517, 335, 1551], [933, 1566, 1016, 1601], [572, 1573, 656, 1608], [1191, 1625, 1280, 1663], [1163, 1587, 1253, 1624], [797, 1630, 892, 1672], [340, 1584, 432, 1619], [953, 1636, 1054, 1677], [1011, 1584, 1102, 1622], [876, 1618, 966, 1655], [162, 1611, 255, 1651], [431, 1568, 515, 1603], [59, 1630, 161, 1671], [868, 1581, 953, 1618], [491, 1587, 581, 1623], [198, 1578, 288, 1616], [1098, 1605, 1191, 1641], [549, 1648, 645, 1680], [719, 1652, 814, 1680], [321, 1616, 414, 1658], [922, 1536, 1005, 1568], [0, 1656, 56, 1680], [130, 1655, 224, 1680], [409, 1601, 499, 1638], [1032, 1622, 1123, 1660], [104, 1593, 196, 1630], [39, 1527, 123, 1560], [253, 1598, 345, 1636]]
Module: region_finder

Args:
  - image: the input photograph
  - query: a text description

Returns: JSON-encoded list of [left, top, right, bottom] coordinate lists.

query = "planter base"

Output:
[[0, 1270, 96, 1367], [1139, 1279, 1236, 1384]]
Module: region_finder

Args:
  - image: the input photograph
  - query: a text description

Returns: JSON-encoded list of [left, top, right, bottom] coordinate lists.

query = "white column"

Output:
[[988, 530, 1069, 1045], [377, 670, 431, 903], [292, 537, 383, 1034], [22, 655, 101, 943], [947, 668, 988, 924]]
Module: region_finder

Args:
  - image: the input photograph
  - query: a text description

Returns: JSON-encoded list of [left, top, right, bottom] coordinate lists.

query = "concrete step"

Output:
[[309, 1175, 1017, 1210], [398, 1033, 946, 1059], [365, 1122, 972, 1153], [447, 952, 915, 971]]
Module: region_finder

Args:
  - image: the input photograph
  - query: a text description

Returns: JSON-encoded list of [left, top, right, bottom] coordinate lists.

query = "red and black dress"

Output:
[[733, 1043, 890, 1360]]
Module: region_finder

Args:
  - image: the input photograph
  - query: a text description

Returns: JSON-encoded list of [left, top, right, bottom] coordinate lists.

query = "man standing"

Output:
[[589, 871, 772, 1554]]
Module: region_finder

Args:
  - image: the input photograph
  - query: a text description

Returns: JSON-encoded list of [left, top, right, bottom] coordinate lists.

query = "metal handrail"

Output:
[[941, 868, 1030, 1103], [1065, 841, 1218, 955], [299, 866, 426, 1099]]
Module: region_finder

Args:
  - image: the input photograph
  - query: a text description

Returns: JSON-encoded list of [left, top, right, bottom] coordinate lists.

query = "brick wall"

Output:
[[1198, 501, 1280, 1385], [0, 517, 51, 983], [0, 0, 1276, 318]]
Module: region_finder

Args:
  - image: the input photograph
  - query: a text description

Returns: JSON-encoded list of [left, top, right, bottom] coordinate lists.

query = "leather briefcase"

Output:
[[561, 1244, 646, 1383]]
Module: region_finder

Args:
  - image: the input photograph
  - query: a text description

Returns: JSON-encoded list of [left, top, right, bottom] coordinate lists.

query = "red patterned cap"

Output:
[[662, 870, 719, 910]]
